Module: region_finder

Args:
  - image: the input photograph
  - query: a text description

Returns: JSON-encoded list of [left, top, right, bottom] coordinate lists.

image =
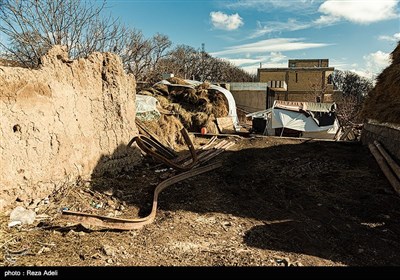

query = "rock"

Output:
[[102, 245, 115, 257], [107, 258, 113, 264], [118, 204, 125, 211], [9, 206, 36, 225], [104, 189, 114, 196]]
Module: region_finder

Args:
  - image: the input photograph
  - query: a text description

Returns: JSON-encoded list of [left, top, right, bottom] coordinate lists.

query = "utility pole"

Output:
[[201, 43, 205, 82]]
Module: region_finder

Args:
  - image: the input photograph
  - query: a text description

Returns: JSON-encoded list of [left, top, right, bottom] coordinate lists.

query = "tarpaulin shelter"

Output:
[[246, 100, 340, 139]]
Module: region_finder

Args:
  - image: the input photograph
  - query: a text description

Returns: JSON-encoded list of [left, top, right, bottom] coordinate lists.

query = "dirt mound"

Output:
[[361, 42, 400, 124], [138, 78, 229, 148]]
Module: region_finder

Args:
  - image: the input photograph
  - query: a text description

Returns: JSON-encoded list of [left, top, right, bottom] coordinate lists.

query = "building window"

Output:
[[290, 62, 296, 68], [295, 72, 298, 83], [316, 96, 321, 103], [327, 74, 332, 84]]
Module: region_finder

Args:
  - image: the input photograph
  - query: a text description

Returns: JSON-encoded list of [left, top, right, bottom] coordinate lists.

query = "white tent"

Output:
[[247, 100, 340, 139]]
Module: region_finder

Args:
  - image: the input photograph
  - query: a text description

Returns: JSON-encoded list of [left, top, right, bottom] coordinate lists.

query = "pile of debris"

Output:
[[137, 77, 233, 149]]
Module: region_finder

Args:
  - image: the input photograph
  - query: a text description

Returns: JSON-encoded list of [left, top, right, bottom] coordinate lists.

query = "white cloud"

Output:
[[210, 11, 244, 31], [219, 51, 289, 75], [225, 0, 318, 14], [269, 51, 287, 62], [223, 58, 263, 67], [313, 14, 340, 25], [379, 32, 400, 42], [364, 50, 391, 75], [210, 38, 331, 56], [348, 69, 374, 80], [222, 51, 287, 67], [250, 19, 313, 38], [317, 0, 399, 24]]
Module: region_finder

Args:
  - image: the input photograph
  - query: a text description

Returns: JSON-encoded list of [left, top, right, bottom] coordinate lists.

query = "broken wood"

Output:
[[216, 117, 235, 134]]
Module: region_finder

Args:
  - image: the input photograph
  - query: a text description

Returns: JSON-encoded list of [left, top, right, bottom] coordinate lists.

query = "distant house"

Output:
[[258, 59, 335, 105]]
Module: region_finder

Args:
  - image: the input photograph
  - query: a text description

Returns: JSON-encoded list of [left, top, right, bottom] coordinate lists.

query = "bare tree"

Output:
[[307, 79, 330, 102], [157, 44, 255, 83], [0, 0, 125, 67], [120, 29, 171, 83], [332, 70, 373, 125]]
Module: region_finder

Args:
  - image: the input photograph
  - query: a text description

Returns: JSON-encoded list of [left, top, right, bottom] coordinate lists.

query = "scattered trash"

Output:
[[155, 168, 168, 173], [8, 221, 22, 228], [9, 206, 36, 226]]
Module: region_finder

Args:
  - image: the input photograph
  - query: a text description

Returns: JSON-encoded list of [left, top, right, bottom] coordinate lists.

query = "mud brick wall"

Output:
[[0, 46, 140, 212]]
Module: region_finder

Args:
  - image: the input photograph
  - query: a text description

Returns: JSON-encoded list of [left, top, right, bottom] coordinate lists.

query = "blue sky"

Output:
[[107, 0, 399, 80]]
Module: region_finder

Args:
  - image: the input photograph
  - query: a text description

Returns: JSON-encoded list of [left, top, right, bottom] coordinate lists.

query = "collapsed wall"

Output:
[[0, 46, 140, 212], [361, 42, 400, 161]]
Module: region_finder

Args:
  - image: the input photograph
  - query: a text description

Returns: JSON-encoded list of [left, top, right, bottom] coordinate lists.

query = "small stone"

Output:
[[104, 189, 114, 196], [358, 248, 364, 253], [118, 204, 125, 211], [102, 245, 115, 257], [39, 247, 52, 253], [107, 258, 113, 264], [107, 199, 116, 208]]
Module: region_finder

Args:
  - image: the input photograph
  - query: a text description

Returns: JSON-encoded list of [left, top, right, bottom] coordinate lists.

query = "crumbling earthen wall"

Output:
[[0, 46, 140, 211]]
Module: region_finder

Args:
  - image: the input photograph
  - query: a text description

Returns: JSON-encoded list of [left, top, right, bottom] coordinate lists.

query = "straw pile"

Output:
[[138, 77, 230, 148], [361, 42, 400, 124]]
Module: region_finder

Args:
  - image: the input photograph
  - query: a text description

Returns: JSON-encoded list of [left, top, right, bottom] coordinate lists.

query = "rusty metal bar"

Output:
[[135, 119, 178, 158], [130, 128, 198, 171], [61, 162, 223, 230]]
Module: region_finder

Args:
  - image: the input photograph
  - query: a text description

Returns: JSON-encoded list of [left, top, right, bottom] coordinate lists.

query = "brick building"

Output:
[[257, 59, 335, 106]]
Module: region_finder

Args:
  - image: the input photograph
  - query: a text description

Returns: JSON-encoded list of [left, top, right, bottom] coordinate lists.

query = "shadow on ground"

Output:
[[90, 138, 400, 265]]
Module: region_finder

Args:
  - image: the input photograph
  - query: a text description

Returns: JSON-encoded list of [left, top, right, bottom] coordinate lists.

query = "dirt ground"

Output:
[[1, 136, 400, 267]]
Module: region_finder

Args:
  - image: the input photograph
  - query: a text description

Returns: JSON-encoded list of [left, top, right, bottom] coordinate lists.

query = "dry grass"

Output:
[[362, 42, 400, 124], [137, 76, 231, 147]]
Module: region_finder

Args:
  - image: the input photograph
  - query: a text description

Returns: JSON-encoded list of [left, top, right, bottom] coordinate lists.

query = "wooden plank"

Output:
[[216, 117, 235, 134]]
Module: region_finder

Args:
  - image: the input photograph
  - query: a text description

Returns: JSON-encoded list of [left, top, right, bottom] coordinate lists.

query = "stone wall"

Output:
[[0, 46, 140, 212], [361, 120, 400, 161]]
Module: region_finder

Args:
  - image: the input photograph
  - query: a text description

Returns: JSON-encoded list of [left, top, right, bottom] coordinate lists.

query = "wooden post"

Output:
[[369, 143, 400, 196], [374, 140, 400, 180]]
